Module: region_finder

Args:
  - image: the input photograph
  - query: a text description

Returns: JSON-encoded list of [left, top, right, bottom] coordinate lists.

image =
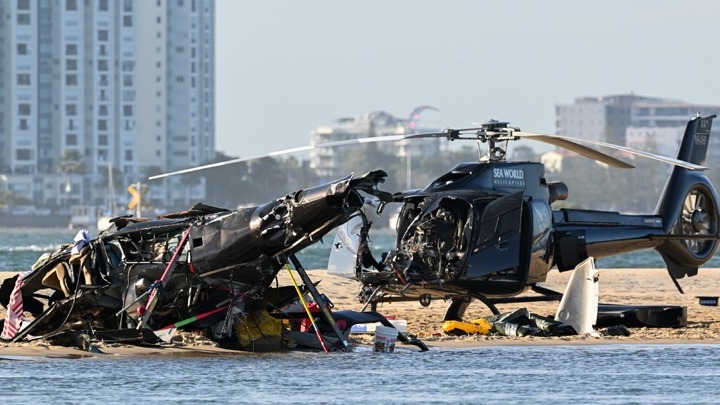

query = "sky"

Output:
[[215, 0, 720, 159]]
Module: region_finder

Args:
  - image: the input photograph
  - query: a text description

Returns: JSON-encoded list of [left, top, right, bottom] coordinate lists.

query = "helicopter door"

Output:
[[327, 215, 363, 279], [465, 191, 524, 279]]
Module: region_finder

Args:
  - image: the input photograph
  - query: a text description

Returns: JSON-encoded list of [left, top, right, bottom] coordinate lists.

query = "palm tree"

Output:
[[56, 149, 85, 205], [56, 149, 85, 174]]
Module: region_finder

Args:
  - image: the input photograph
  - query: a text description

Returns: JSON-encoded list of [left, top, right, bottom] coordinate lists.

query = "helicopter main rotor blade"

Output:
[[516, 131, 707, 171], [149, 122, 704, 180], [513, 132, 635, 169], [148, 132, 448, 180]]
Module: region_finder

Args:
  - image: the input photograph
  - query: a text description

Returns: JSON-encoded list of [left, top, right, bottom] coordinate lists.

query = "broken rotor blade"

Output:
[[516, 131, 707, 171], [148, 131, 448, 180], [153, 327, 177, 343], [513, 131, 635, 169], [149, 145, 312, 180]]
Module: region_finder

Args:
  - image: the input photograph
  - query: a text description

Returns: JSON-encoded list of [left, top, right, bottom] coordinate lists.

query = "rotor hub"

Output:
[[691, 210, 705, 232]]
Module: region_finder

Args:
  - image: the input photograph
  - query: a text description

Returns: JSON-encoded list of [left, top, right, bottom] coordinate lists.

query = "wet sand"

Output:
[[2, 268, 720, 357]]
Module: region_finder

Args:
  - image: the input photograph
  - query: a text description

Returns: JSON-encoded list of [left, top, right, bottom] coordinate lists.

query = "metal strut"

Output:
[[287, 254, 350, 352], [137, 226, 193, 330]]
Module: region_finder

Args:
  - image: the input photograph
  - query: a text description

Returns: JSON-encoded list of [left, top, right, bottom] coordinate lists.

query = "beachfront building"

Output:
[[0, 0, 215, 213]]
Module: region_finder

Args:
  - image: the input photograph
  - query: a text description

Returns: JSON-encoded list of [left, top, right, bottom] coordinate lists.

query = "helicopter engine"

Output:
[[385, 197, 472, 283]]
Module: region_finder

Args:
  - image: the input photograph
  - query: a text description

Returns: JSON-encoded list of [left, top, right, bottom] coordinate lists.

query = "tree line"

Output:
[[201, 144, 702, 215], [2, 143, 709, 216]]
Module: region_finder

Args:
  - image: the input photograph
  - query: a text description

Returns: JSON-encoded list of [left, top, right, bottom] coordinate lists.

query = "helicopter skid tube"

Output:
[[438, 285, 563, 321], [365, 291, 505, 317]]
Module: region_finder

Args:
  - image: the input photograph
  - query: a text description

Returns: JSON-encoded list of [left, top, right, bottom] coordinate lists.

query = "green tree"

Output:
[[510, 145, 539, 162], [0, 188, 32, 206], [179, 168, 205, 207], [411, 146, 479, 188], [279, 156, 320, 193], [246, 157, 290, 202], [55, 150, 85, 205], [143, 165, 164, 180], [621, 135, 669, 212], [56, 149, 85, 174], [339, 147, 402, 192], [202, 152, 252, 207]]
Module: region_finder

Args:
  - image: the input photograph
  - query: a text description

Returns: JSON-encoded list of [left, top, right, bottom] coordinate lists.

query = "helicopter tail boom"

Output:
[[655, 115, 719, 278]]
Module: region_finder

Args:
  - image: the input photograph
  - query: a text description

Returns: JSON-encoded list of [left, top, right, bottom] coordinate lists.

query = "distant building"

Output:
[[554, 93, 720, 203], [626, 102, 720, 158], [540, 149, 572, 173], [309, 110, 441, 179], [557, 94, 720, 158], [0, 0, 215, 209], [625, 127, 685, 158], [555, 94, 669, 145], [136, 0, 215, 207]]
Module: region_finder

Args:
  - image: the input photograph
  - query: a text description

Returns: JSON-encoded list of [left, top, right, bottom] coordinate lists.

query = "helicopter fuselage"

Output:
[[365, 157, 710, 303]]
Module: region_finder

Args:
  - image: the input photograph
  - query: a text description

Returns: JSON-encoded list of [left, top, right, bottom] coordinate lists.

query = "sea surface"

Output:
[[2, 227, 720, 273], [2, 228, 720, 404], [1, 344, 720, 404]]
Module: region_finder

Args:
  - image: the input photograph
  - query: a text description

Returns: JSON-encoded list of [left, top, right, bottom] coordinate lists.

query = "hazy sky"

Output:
[[215, 1, 720, 158]]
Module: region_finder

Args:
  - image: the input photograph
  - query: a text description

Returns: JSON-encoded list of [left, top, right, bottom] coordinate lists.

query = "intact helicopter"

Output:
[[333, 114, 719, 321], [149, 114, 719, 323]]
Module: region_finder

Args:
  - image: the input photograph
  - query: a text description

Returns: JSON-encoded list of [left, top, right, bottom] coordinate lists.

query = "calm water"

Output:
[[1, 344, 719, 404], [1, 227, 720, 273], [3, 228, 720, 404]]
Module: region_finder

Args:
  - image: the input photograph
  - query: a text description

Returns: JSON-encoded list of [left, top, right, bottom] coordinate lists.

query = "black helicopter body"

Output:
[[1, 170, 391, 345], [340, 115, 719, 316]]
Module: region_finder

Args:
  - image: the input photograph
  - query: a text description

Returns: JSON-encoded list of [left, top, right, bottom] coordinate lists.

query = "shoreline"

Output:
[[3, 268, 720, 357], [3, 335, 720, 360], [0, 215, 70, 228]]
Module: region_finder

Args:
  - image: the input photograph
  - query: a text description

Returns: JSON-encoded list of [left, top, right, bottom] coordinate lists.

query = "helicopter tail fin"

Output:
[[675, 114, 715, 166], [654, 115, 719, 279]]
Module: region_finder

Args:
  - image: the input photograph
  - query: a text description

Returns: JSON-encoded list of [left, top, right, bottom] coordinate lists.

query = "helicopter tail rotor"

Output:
[[655, 115, 719, 279]]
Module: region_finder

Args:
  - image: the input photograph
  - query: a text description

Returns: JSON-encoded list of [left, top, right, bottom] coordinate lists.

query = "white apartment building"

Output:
[[136, 0, 215, 207], [310, 110, 441, 179], [0, 0, 214, 210]]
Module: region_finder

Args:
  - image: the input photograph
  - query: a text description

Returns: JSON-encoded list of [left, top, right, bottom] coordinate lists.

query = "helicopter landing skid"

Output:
[[365, 285, 564, 320], [444, 286, 564, 320]]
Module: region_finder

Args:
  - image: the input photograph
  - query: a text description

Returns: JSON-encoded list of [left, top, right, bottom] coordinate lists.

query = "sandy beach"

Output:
[[2, 268, 720, 357]]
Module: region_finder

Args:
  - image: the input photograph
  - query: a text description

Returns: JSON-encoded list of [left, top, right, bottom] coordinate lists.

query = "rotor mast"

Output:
[[471, 120, 520, 163]]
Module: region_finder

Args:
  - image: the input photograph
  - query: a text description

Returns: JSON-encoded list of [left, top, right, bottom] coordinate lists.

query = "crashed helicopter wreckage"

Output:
[[0, 170, 428, 352], [141, 114, 716, 333], [8, 114, 715, 350]]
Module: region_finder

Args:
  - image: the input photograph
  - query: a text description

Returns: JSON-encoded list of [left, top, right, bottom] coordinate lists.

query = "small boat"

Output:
[[68, 205, 99, 230]]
